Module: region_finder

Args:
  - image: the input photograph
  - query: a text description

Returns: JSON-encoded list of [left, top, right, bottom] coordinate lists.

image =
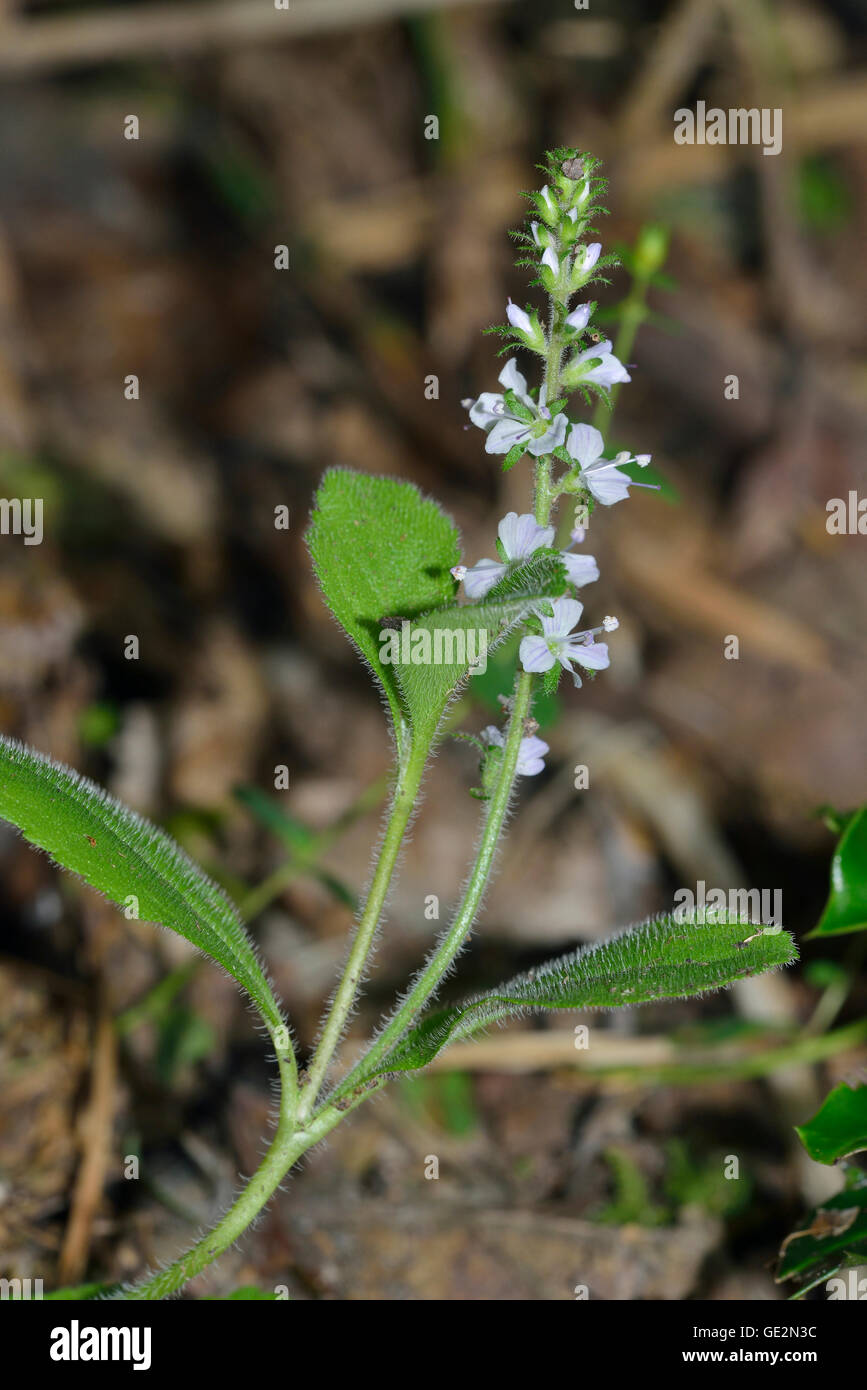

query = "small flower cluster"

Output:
[[456, 148, 655, 786]]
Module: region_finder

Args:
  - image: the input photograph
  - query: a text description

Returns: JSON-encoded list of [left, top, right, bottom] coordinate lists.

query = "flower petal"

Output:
[[468, 392, 506, 430], [498, 512, 554, 560], [462, 558, 507, 599], [542, 596, 583, 638], [561, 552, 600, 587], [506, 300, 532, 335], [497, 358, 532, 408], [578, 241, 601, 272], [564, 639, 610, 670], [517, 735, 550, 777], [583, 463, 633, 506], [518, 757, 546, 777], [485, 417, 530, 455], [585, 354, 631, 387], [565, 303, 591, 332], [528, 412, 568, 457], [519, 635, 555, 673], [566, 422, 605, 468]]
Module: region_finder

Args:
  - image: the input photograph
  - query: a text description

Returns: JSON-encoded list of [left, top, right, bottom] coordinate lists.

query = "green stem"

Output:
[[297, 740, 428, 1120], [334, 670, 534, 1098], [124, 1054, 305, 1299]]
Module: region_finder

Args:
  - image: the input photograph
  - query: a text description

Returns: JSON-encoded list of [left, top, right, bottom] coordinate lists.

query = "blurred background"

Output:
[[0, 0, 865, 1300]]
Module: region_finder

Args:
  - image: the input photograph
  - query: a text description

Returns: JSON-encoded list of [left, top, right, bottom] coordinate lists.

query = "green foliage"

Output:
[[795, 1082, 867, 1166], [155, 1006, 215, 1085], [469, 634, 561, 730], [663, 1139, 751, 1220], [0, 736, 285, 1040], [206, 1287, 280, 1301], [807, 806, 867, 937], [398, 1071, 479, 1136], [596, 1147, 667, 1227], [44, 1283, 115, 1301], [306, 469, 460, 758], [391, 552, 567, 746], [234, 785, 317, 855], [78, 701, 121, 748], [338, 913, 797, 1093], [797, 155, 852, 235], [776, 1174, 867, 1290]]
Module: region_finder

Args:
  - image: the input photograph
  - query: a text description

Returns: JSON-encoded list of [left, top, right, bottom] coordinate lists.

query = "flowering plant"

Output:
[[0, 149, 795, 1299]]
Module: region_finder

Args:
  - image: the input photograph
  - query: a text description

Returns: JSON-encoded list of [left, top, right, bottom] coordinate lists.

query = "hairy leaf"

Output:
[[807, 806, 867, 938], [306, 469, 460, 755], [0, 736, 285, 1037], [392, 553, 567, 745], [343, 913, 796, 1091], [796, 1082, 867, 1165]]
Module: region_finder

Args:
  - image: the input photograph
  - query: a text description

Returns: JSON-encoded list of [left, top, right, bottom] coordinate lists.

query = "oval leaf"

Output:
[[796, 1082, 867, 1165], [306, 469, 460, 756], [807, 806, 867, 938], [0, 736, 285, 1038], [342, 912, 797, 1093]]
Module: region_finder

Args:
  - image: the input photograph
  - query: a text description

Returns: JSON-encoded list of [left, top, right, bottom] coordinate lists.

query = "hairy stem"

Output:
[[297, 739, 429, 1119], [334, 668, 534, 1098], [123, 1054, 308, 1300]]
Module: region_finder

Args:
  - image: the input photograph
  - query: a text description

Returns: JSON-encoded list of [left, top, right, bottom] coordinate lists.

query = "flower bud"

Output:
[[505, 300, 546, 352], [633, 223, 669, 278], [506, 299, 533, 335], [565, 303, 591, 332]]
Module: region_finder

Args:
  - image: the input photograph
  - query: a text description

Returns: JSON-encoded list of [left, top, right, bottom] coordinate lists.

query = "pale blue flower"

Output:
[[565, 303, 592, 332], [481, 725, 549, 777], [575, 242, 602, 273], [566, 424, 653, 506], [452, 512, 599, 600], [519, 597, 611, 688], [568, 339, 631, 390], [467, 359, 567, 458]]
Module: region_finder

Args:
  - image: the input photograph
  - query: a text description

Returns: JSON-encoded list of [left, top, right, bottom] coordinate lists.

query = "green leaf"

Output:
[[0, 736, 285, 1040], [206, 1286, 280, 1300], [503, 389, 534, 423], [796, 1083, 867, 1165], [234, 784, 316, 854], [392, 553, 567, 745], [807, 806, 867, 937], [306, 469, 459, 758], [483, 549, 566, 604], [776, 1184, 867, 1287], [542, 662, 561, 696], [502, 442, 526, 472], [44, 1282, 115, 1301], [339, 912, 797, 1093]]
